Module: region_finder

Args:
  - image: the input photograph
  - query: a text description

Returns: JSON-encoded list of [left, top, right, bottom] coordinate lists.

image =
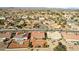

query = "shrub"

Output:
[[53, 42, 67, 51]]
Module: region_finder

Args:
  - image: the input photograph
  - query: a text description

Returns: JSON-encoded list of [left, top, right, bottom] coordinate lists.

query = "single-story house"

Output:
[[47, 31, 62, 40], [31, 31, 45, 39]]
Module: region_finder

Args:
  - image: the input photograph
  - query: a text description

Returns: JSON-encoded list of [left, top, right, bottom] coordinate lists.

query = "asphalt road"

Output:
[[0, 29, 79, 32]]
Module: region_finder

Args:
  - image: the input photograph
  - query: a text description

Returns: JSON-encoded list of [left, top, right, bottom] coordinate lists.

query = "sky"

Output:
[[0, 0, 79, 8]]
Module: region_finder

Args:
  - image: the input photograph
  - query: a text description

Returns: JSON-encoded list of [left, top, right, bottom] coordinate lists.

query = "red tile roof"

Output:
[[8, 39, 47, 48], [0, 32, 11, 38], [31, 31, 45, 39], [8, 39, 29, 48], [31, 39, 47, 48], [61, 32, 79, 41]]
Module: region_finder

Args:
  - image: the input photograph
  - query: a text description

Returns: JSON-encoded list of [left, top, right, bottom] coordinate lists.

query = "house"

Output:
[[61, 32, 79, 46], [8, 31, 47, 48], [8, 39, 29, 48], [13, 32, 29, 40], [8, 32, 30, 48], [13, 32, 29, 45], [61, 32, 79, 41], [47, 31, 62, 40], [8, 38, 47, 48], [31, 31, 45, 39], [8, 39, 20, 48], [13, 33, 23, 41], [0, 32, 11, 42], [30, 39, 47, 48]]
